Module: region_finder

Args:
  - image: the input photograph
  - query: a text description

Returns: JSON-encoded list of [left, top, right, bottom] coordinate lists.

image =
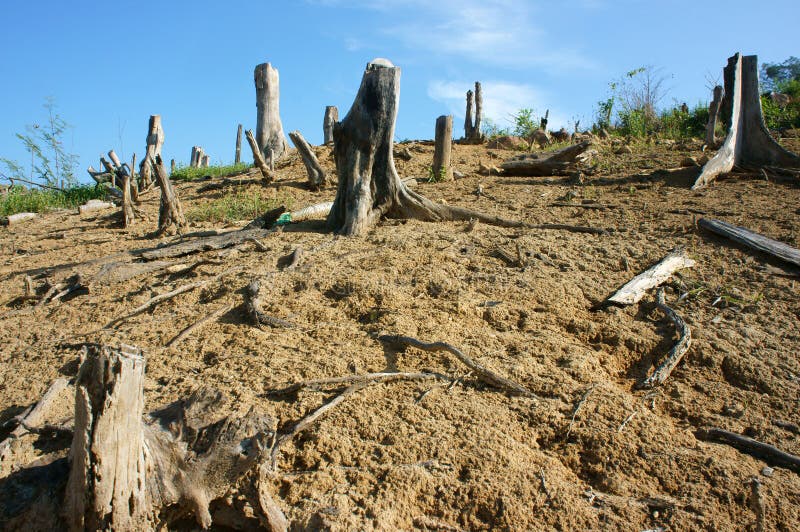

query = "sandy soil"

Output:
[[1, 137, 799, 531]]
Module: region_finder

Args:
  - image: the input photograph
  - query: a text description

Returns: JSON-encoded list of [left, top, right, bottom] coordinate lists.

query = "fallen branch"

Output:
[[289, 130, 328, 189], [377, 334, 536, 398], [0, 377, 70, 459], [637, 288, 692, 389], [696, 427, 800, 473], [698, 217, 800, 268], [165, 303, 234, 347], [268, 371, 450, 395], [137, 227, 279, 260], [245, 279, 295, 329], [603, 248, 696, 307], [245, 129, 274, 182]]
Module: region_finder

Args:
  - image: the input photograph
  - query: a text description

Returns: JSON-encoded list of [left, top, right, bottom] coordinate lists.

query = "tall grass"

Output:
[[171, 162, 251, 181], [187, 189, 293, 224], [1, 184, 108, 217]]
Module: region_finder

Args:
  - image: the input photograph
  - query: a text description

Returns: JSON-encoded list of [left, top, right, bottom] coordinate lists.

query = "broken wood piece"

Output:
[[637, 288, 691, 389], [605, 248, 696, 306], [78, 200, 115, 215], [151, 154, 186, 235], [323, 106, 338, 145], [0, 377, 70, 460], [698, 217, 800, 268], [500, 141, 593, 176], [166, 303, 233, 347], [245, 279, 295, 329], [280, 247, 303, 270], [137, 227, 278, 260], [696, 427, 800, 473], [289, 130, 328, 189], [257, 466, 289, 532], [95, 260, 176, 283], [377, 334, 535, 398], [245, 128, 274, 182], [3, 212, 37, 226]]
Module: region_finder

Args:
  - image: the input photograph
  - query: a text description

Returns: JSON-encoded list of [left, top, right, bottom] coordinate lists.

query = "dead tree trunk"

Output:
[[289, 130, 328, 189], [327, 59, 526, 236], [323, 106, 338, 145], [693, 53, 800, 189], [501, 141, 594, 176], [130, 153, 140, 202], [59, 344, 273, 530], [245, 129, 274, 182], [254, 62, 288, 163], [190, 146, 205, 169], [235, 124, 243, 164], [706, 85, 723, 148], [432, 115, 453, 181], [201, 155, 210, 168], [540, 109, 549, 130], [463, 82, 485, 142], [152, 155, 186, 235], [464, 89, 474, 140], [138, 115, 163, 190]]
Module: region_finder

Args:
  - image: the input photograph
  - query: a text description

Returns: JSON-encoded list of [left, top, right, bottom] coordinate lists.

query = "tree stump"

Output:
[[327, 59, 525, 236], [693, 53, 800, 189], [139, 115, 163, 190], [245, 129, 274, 182], [706, 85, 723, 148], [289, 130, 328, 189], [151, 155, 186, 235], [432, 115, 453, 181], [254, 62, 288, 163], [235, 124, 243, 164], [122, 172, 135, 227], [463, 82, 484, 142], [323, 106, 338, 145], [190, 146, 205, 169]]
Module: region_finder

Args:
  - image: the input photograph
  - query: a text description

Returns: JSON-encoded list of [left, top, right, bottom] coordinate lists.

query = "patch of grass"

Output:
[[1, 184, 108, 217], [171, 162, 251, 181], [187, 189, 293, 224]]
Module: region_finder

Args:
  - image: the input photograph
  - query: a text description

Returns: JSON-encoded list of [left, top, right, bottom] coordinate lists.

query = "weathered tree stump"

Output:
[[254, 62, 288, 163], [190, 146, 206, 169], [323, 106, 338, 145], [151, 155, 186, 235], [327, 59, 525, 236], [463, 82, 484, 142], [235, 123, 243, 164], [139, 115, 163, 190], [201, 155, 210, 168], [289, 130, 328, 189], [706, 85, 723, 148], [432, 115, 453, 181], [693, 53, 800, 189], [122, 172, 135, 227]]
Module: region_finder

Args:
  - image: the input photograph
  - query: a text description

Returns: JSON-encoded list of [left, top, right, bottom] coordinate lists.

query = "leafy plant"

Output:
[[480, 117, 510, 139], [427, 165, 448, 183]]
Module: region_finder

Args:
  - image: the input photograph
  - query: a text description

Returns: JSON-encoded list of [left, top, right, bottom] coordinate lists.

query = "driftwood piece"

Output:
[[323, 106, 338, 145], [432, 115, 454, 181], [605, 248, 696, 306], [706, 85, 723, 147], [166, 303, 233, 347], [501, 141, 593, 176], [638, 288, 692, 389], [245, 129, 273, 182], [235, 124, 243, 164], [698, 217, 800, 268], [60, 345, 273, 529], [696, 427, 800, 473], [327, 59, 530, 236], [289, 130, 328, 189], [152, 155, 186, 235], [254, 62, 288, 163], [245, 279, 295, 329], [378, 334, 535, 397], [693, 53, 800, 189]]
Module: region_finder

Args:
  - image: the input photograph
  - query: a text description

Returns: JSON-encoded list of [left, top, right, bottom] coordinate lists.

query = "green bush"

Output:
[[1, 184, 108, 217]]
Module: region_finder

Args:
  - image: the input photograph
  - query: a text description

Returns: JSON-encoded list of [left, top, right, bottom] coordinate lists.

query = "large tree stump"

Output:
[[323, 106, 338, 145], [693, 53, 800, 189], [254, 63, 288, 163], [151, 155, 186, 235], [235, 124, 243, 164], [327, 59, 525, 236], [463, 82, 485, 142], [138, 115, 163, 190], [289, 130, 328, 189], [432, 115, 453, 181]]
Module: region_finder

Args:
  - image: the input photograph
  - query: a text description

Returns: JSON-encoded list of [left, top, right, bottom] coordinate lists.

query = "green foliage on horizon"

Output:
[[1, 184, 108, 217], [171, 162, 251, 181]]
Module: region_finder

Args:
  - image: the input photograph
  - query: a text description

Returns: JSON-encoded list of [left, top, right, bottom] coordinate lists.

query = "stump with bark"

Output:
[[693, 53, 800, 189], [327, 59, 525, 236], [254, 62, 288, 163], [139, 115, 163, 190], [289, 130, 328, 189], [323, 106, 338, 145], [432, 115, 453, 181], [151, 155, 186, 235]]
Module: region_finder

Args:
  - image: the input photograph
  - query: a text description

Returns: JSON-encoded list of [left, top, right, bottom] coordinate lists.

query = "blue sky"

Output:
[[1, 0, 797, 183]]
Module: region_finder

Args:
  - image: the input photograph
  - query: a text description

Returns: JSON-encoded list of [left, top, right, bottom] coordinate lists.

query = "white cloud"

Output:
[[428, 79, 571, 130]]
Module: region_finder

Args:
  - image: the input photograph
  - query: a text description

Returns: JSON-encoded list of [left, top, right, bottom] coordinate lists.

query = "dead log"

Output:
[[323, 106, 338, 144], [693, 53, 800, 189], [254, 62, 288, 163], [696, 427, 800, 473], [139, 115, 163, 189], [327, 59, 529, 236], [235, 123, 243, 164], [501, 141, 593, 176], [151, 155, 186, 235], [78, 199, 115, 214], [432, 115, 454, 181], [698, 217, 800, 268], [2, 212, 37, 226], [245, 129, 274, 182], [638, 288, 691, 389], [289, 130, 328, 189], [137, 227, 277, 260], [706, 85, 723, 148], [604, 248, 696, 306]]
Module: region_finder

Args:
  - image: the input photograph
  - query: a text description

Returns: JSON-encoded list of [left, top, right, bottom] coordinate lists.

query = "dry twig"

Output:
[[638, 288, 692, 389], [696, 427, 800, 473], [165, 304, 234, 347]]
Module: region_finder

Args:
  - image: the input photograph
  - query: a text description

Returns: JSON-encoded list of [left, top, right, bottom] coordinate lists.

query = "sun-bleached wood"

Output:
[[698, 217, 800, 268], [245, 129, 273, 182], [693, 53, 800, 189], [606, 248, 696, 306], [432, 115, 454, 181], [323, 106, 338, 144], [254, 62, 288, 162], [289, 130, 328, 189]]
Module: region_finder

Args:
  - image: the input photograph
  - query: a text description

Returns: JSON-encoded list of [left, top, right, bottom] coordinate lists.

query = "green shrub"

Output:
[[1, 184, 108, 217], [171, 162, 251, 181]]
